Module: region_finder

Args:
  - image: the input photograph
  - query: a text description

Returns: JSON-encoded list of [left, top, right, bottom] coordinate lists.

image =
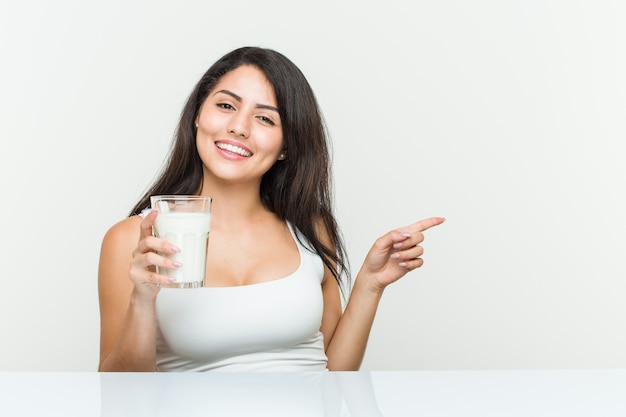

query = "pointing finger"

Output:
[[404, 217, 446, 234], [373, 217, 445, 251]]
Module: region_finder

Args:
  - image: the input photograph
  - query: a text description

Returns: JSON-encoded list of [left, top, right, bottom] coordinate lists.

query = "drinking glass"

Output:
[[150, 195, 212, 288]]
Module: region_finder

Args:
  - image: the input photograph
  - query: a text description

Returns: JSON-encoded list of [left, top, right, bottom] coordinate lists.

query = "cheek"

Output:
[[197, 116, 220, 136], [259, 132, 284, 155], [195, 133, 213, 160]]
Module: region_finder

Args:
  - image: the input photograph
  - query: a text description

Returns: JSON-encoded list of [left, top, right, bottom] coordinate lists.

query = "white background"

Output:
[[0, 0, 624, 371]]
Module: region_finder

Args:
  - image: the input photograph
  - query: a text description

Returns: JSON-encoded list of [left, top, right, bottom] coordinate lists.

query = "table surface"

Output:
[[1, 369, 625, 416]]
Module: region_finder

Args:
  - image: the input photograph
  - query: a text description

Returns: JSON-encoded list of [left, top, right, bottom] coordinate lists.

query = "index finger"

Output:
[[405, 216, 446, 234]]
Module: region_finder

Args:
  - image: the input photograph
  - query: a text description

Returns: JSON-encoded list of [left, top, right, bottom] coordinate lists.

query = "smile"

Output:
[[215, 142, 253, 157]]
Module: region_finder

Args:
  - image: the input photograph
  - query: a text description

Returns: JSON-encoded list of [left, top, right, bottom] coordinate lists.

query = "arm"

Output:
[[324, 217, 445, 371], [97, 211, 180, 371]]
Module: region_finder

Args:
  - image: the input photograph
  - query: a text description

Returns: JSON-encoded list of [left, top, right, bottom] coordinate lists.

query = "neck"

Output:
[[199, 178, 275, 231]]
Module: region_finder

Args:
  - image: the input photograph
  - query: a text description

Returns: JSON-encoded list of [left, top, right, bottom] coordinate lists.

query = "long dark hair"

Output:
[[130, 46, 350, 294]]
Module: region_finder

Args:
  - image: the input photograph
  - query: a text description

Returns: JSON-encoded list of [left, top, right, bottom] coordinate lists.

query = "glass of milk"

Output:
[[150, 195, 212, 288]]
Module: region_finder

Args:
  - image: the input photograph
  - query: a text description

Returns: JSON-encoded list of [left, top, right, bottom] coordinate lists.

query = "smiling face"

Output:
[[195, 65, 284, 188]]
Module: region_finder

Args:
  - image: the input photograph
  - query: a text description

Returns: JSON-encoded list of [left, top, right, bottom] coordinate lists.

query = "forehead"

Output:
[[212, 65, 277, 105]]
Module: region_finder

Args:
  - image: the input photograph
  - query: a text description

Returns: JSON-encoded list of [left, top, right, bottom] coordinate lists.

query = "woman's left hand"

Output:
[[360, 217, 445, 292]]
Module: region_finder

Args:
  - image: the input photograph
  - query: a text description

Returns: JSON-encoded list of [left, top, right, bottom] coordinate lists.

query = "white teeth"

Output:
[[216, 142, 252, 157]]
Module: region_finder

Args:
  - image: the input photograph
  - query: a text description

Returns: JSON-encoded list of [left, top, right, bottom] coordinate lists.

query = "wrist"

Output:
[[354, 269, 386, 298], [129, 287, 158, 309]]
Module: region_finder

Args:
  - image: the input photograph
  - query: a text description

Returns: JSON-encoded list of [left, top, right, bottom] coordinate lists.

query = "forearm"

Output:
[[325, 217, 445, 370], [99, 294, 158, 372], [325, 272, 384, 371]]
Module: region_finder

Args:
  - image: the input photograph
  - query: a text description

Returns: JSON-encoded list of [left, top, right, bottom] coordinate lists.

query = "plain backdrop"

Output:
[[1, 0, 624, 371]]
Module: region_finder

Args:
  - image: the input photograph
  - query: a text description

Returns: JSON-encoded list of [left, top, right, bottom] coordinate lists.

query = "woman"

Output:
[[98, 46, 444, 372]]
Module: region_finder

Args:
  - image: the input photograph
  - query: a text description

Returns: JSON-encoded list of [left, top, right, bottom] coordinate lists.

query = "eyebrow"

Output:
[[213, 89, 280, 113]]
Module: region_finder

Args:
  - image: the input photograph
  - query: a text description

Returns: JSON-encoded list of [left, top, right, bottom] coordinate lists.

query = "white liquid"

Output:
[[154, 212, 211, 285]]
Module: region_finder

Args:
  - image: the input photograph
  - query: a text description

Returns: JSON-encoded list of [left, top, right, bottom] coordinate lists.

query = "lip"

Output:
[[215, 140, 253, 160]]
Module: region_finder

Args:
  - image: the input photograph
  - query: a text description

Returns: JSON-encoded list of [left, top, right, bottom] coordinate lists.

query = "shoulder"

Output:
[[103, 215, 142, 243], [100, 216, 143, 258], [98, 216, 143, 293], [312, 216, 338, 259], [310, 217, 337, 286]]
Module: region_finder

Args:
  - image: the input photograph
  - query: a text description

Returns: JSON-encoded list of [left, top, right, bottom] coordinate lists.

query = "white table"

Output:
[[1, 369, 624, 416]]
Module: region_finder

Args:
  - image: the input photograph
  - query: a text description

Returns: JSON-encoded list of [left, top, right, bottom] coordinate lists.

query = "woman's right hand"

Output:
[[129, 209, 181, 297]]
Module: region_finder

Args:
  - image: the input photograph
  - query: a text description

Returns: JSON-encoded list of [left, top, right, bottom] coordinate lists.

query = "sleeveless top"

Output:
[[154, 222, 328, 371]]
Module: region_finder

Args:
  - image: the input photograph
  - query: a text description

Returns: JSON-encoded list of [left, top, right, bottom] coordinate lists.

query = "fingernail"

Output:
[[173, 261, 183, 268], [393, 243, 403, 249], [390, 253, 400, 259], [399, 262, 408, 267], [168, 277, 176, 282], [171, 245, 181, 253], [401, 233, 411, 237]]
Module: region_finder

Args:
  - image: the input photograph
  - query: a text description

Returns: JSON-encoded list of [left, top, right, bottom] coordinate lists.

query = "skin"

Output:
[[97, 65, 445, 371]]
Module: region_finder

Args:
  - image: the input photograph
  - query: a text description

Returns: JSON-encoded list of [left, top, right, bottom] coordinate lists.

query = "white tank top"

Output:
[[154, 222, 328, 371]]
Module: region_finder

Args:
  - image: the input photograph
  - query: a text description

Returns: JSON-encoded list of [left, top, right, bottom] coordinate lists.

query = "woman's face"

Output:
[[195, 65, 284, 187]]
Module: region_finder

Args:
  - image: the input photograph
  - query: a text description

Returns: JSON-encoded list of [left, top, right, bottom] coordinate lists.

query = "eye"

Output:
[[217, 102, 235, 110], [257, 115, 276, 126]]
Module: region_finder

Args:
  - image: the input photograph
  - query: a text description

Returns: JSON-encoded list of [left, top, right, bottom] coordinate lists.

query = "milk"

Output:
[[154, 212, 211, 287]]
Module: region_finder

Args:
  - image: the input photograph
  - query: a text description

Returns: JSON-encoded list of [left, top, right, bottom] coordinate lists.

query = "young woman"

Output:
[[98, 46, 444, 372]]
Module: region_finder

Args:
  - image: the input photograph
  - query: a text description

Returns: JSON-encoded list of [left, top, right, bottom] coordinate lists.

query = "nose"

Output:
[[227, 112, 250, 138]]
